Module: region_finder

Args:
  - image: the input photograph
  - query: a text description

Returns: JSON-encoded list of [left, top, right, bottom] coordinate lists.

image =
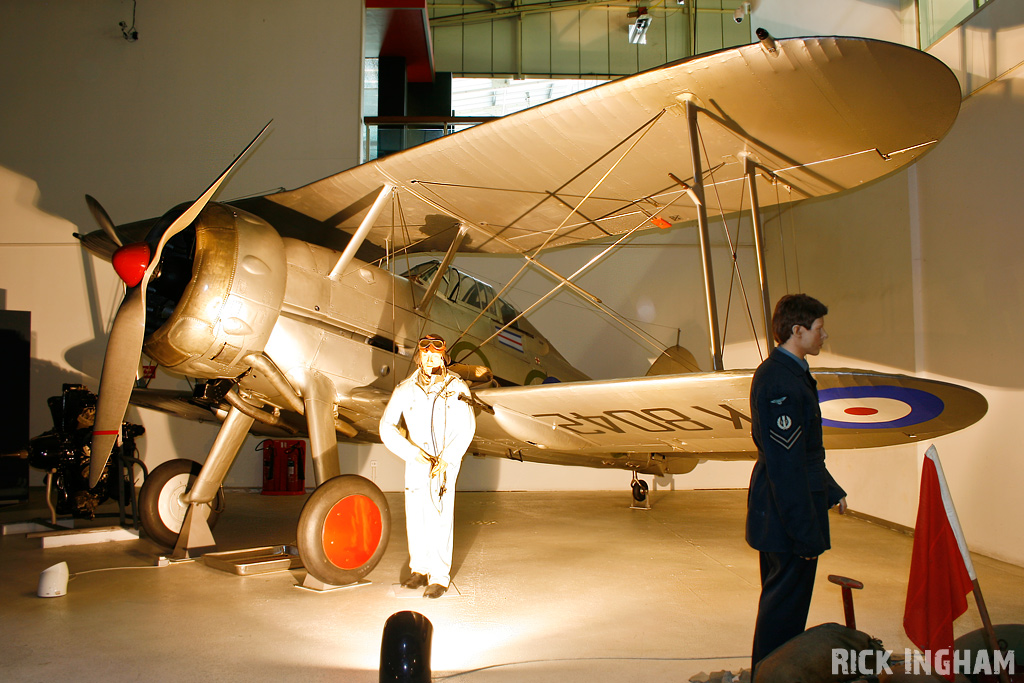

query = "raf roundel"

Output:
[[819, 386, 944, 429]]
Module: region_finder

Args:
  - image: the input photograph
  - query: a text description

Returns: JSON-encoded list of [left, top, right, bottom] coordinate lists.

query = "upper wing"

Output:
[[468, 369, 987, 472], [266, 37, 960, 255]]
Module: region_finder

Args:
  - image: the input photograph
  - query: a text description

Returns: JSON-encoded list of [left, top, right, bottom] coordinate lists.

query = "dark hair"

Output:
[[772, 294, 828, 345], [413, 333, 450, 366]]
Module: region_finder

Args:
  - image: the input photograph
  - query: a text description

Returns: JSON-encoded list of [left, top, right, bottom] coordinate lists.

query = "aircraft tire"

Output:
[[139, 459, 224, 548], [631, 478, 649, 503], [297, 475, 391, 586]]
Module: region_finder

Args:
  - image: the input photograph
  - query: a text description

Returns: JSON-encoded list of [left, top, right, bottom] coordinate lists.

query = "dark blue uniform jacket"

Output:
[[746, 348, 846, 557]]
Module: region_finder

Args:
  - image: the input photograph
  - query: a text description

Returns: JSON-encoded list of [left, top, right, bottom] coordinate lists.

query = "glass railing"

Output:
[[363, 116, 499, 161], [919, 0, 989, 47]]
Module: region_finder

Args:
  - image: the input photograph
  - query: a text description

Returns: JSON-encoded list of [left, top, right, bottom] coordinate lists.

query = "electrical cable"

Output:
[[434, 654, 750, 680], [419, 372, 456, 514], [69, 558, 195, 580], [119, 0, 138, 41]]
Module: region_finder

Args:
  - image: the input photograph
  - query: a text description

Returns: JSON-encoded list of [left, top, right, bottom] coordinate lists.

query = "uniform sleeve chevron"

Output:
[[769, 425, 803, 450]]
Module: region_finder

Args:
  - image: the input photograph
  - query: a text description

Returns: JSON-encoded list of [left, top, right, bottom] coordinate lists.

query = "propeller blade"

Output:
[[89, 286, 146, 487], [89, 121, 272, 487], [151, 120, 273, 261], [85, 194, 123, 248]]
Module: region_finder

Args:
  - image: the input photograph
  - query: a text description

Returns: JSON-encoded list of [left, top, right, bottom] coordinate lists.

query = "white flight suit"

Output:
[[379, 369, 476, 587]]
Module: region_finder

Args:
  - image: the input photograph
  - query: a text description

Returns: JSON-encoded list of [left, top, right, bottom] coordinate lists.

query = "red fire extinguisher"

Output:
[[257, 439, 306, 495]]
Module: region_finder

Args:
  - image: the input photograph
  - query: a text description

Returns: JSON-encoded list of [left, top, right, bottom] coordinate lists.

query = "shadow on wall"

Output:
[[62, 247, 112, 381], [910, 72, 1024, 390], [773, 66, 1024, 391], [939, 0, 1024, 96]]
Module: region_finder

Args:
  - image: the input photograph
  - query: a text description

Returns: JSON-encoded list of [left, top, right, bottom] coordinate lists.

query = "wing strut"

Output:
[[685, 99, 724, 371], [745, 156, 774, 353], [329, 183, 394, 280], [416, 223, 469, 314]]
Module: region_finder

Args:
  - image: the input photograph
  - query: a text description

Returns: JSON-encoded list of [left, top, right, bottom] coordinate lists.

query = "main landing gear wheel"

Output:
[[139, 458, 225, 548], [297, 475, 391, 586]]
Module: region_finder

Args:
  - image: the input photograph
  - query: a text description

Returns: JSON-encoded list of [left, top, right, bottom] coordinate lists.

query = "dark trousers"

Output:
[[751, 551, 818, 671]]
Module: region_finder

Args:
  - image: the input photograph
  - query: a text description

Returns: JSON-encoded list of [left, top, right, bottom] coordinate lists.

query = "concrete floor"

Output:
[[2, 487, 1023, 682]]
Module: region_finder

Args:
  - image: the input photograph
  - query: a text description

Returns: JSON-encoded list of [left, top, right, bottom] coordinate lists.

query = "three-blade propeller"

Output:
[[88, 122, 272, 487]]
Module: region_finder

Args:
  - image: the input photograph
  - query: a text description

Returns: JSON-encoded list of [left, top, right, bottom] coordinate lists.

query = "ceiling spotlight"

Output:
[[756, 27, 778, 54], [629, 16, 652, 44], [628, 7, 651, 44]]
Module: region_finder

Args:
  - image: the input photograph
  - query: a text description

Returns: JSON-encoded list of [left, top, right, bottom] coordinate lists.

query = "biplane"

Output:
[[76, 35, 986, 587]]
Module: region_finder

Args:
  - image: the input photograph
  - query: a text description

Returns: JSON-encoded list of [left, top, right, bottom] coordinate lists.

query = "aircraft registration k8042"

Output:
[[76, 36, 986, 588]]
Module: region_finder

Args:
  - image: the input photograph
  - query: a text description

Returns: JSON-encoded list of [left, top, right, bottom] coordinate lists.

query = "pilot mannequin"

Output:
[[379, 334, 476, 598]]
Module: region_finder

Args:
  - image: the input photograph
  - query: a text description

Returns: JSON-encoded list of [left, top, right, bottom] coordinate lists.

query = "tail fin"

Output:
[[647, 345, 701, 376]]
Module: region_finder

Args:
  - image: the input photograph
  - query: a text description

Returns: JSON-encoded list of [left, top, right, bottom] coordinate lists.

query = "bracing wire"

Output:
[[470, 220, 655, 355], [450, 110, 670, 358], [720, 179, 747, 349], [773, 180, 793, 294], [696, 124, 762, 360], [387, 191, 400, 389]]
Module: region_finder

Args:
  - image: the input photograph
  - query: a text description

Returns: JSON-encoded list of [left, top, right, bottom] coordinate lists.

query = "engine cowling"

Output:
[[142, 202, 286, 379]]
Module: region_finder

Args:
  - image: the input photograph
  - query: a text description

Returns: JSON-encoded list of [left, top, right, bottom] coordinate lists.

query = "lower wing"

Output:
[[468, 369, 987, 474], [130, 369, 986, 476]]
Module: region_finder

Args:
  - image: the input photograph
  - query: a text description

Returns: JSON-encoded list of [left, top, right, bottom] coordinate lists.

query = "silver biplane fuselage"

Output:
[[137, 201, 583, 495]]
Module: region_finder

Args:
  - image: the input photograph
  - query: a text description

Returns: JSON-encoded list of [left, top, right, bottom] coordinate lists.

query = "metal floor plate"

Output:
[[203, 545, 303, 576]]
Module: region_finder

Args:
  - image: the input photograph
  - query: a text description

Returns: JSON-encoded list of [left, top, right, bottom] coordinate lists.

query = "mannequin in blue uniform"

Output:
[[747, 294, 848, 672]]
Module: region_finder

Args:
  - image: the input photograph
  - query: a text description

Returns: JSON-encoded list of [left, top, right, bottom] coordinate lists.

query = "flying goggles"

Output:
[[417, 339, 446, 352]]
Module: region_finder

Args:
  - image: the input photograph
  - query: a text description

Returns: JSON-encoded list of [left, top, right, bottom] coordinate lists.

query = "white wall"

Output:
[[751, 0, 910, 44]]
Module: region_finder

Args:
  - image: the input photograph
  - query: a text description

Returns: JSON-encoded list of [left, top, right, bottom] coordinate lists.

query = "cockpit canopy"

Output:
[[403, 260, 521, 329]]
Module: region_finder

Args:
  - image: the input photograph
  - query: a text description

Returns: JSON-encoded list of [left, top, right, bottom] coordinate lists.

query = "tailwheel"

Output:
[[631, 473, 649, 504], [139, 459, 225, 547], [297, 475, 391, 586]]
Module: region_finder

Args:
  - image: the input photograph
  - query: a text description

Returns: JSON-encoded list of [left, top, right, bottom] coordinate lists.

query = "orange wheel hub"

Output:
[[321, 494, 383, 570]]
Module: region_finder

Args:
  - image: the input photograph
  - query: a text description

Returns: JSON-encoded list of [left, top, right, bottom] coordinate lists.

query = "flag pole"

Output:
[[928, 446, 1010, 683], [971, 579, 1009, 683]]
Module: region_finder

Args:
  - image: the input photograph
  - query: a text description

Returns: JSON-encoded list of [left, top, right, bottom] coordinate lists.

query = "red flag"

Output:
[[904, 446, 975, 682]]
